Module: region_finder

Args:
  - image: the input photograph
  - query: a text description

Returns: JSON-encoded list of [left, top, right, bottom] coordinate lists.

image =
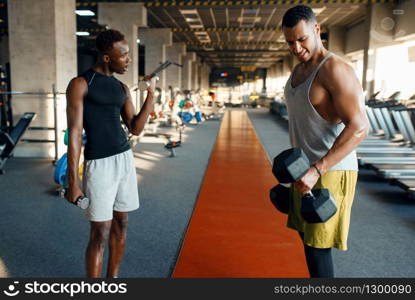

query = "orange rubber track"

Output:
[[172, 110, 309, 278]]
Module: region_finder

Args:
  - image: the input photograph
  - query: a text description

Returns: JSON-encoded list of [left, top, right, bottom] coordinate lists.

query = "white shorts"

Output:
[[82, 149, 139, 222]]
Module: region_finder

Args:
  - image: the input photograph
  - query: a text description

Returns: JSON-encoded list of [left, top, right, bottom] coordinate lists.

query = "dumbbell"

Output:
[[271, 148, 337, 223], [72, 196, 90, 210], [269, 184, 290, 214], [269, 148, 310, 214], [62, 188, 90, 209]]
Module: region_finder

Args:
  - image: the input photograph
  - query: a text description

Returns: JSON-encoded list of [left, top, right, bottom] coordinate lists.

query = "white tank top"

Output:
[[284, 53, 358, 171]]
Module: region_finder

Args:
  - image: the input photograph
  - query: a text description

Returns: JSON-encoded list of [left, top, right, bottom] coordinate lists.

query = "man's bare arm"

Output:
[[315, 60, 369, 174], [295, 60, 369, 194], [121, 84, 154, 136], [66, 77, 87, 202]]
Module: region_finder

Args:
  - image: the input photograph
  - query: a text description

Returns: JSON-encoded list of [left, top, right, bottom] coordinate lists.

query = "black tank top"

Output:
[[80, 68, 130, 160]]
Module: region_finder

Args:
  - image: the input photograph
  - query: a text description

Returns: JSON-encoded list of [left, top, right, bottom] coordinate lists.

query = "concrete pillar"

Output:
[[328, 26, 346, 58], [200, 63, 211, 92], [277, 61, 284, 91], [262, 68, 267, 94], [265, 66, 272, 93], [8, 0, 77, 158], [199, 64, 205, 91], [181, 52, 196, 91], [98, 2, 147, 88], [271, 64, 280, 93], [139, 28, 172, 93], [165, 42, 186, 90], [191, 56, 200, 91], [282, 56, 293, 77]]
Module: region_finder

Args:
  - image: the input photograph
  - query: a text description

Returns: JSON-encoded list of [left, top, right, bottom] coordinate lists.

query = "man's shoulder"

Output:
[[318, 54, 362, 96], [70, 76, 88, 86], [319, 54, 354, 81], [67, 76, 88, 94]]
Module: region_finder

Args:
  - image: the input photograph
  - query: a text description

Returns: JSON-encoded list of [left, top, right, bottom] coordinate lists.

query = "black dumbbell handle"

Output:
[[279, 183, 315, 197], [304, 191, 315, 197]]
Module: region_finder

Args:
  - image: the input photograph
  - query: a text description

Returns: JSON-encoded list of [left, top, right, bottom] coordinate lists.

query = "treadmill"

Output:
[[357, 103, 415, 165], [360, 103, 415, 179], [360, 92, 409, 148], [390, 178, 415, 198], [361, 105, 406, 147]]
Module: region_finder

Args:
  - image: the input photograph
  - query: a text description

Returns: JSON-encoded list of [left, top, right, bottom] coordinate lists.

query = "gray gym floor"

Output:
[[1, 108, 415, 277], [0, 119, 221, 277]]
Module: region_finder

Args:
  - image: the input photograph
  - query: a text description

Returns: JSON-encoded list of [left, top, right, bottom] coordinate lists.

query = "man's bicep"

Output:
[[66, 78, 86, 130], [121, 98, 136, 129]]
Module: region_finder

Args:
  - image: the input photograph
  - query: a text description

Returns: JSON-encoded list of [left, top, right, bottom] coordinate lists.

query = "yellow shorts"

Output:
[[287, 170, 358, 251]]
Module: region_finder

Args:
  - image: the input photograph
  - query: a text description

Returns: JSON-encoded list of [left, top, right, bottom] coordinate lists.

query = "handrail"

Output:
[[0, 91, 65, 95]]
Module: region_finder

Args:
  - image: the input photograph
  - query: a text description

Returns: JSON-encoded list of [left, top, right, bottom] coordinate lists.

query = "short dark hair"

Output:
[[96, 29, 125, 53], [282, 5, 316, 28]]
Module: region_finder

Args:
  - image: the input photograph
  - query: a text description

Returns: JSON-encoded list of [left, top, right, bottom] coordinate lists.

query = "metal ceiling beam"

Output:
[[206, 55, 284, 58], [206, 56, 283, 59], [214, 65, 275, 67], [170, 27, 279, 32], [76, 2, 98, 7], [186, 41, 285, 46], [189, 49, 288, 53], [144, 0, 394, 8], [206, 59, 278, 62]]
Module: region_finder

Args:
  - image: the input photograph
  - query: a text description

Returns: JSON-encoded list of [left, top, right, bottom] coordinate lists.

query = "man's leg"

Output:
[[86, 221, 112, 278], [299, 231, 334, 278], [107, 211, 128, 278], [303, 244, 334, 278]]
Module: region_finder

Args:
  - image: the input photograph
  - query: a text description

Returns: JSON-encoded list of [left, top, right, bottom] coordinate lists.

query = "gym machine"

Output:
[[0, 64, 38, 174]]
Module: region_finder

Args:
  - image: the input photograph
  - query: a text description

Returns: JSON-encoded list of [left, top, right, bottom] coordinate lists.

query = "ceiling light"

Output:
[[185, 18, 200, 22], [237, 17, 261, 23], [75, 10, 95, 16], [180, 9, 198, 15], [137, 39, 140, 44], [76, 31, 90, 36]]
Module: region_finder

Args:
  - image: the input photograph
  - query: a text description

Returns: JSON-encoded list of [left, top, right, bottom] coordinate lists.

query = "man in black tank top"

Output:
[[66, 29, 154, 278]]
